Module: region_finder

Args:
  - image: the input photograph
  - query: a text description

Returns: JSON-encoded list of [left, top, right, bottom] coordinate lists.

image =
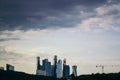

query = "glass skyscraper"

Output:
[[63, 59, 70, 78], [72, 65, 77, 77], [37, 56, 41, 70], [63, 65, 70, 78], [56, 59, 62, 78], [44, 60, 51, 76], [54, 55, 57, 78]]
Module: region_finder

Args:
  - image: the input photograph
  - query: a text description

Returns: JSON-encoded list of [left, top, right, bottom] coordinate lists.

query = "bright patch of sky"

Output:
[[1, 27, 120, 75]]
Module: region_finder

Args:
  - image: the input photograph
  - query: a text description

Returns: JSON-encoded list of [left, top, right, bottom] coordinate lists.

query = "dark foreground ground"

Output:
[[0, 70, 120, 80]]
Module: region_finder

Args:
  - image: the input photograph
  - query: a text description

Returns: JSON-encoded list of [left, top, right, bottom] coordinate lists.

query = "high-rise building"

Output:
[[6, 64, 14, 71], [54, 55, 57, 77], [37, 56, 41, 70], [72, 65, 77, 77], [36, 56, 41, 75], [56, 59, 62, 78], [63, 59, 70, 78], [45, 61, 51, 76], [42, 59, 51, 76], [63, 65, 70, 78], [42, 59, 48, 70], [63, 58, 66, 66], [37, 58, 52, 76], [63, 58, 66, 77], [51, 65, 55, 76]]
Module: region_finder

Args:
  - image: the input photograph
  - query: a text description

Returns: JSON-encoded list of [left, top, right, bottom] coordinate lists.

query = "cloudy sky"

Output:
[[0, 0, 120, 75]]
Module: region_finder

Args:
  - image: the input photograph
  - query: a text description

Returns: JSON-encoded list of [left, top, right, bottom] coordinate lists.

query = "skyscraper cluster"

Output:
[[36, 55, 76, 78], [36, 56, 51, 76]]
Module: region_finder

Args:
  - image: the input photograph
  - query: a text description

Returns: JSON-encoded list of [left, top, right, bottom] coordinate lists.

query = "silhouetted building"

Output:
[[51, 65, 54, 76], [6, 64, 14, 71], [72, 65, 77, 77], [45, 61, 51, 76], [42, 59, 51, 76], [63, 58, 66, 77], [0, 67, 4, 70], [36, 70, 46, 76], [54, 55, 57, 77], [56, 59, 62, 78], [36, 56, 41, 75], [63, 65, 70, 78], [63, 59, 70, 78], [36, 57, 52, 76], [63, 58, 66, 66], [42, 59, 48, 70], [37, 56, 41, 70]]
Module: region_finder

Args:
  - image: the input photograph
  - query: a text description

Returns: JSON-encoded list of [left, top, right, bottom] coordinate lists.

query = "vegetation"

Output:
[[75, 73, 120, 80], [0, 70, 56, 80], [0, 70, 120, 80]]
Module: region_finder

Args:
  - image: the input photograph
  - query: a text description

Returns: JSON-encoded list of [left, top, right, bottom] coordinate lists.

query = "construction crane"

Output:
[[96, 65, 120, 73], [96, 65, 104, 73]]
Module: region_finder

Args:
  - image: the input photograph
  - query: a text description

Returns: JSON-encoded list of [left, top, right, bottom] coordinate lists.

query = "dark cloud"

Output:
[[0, 0, 108, 31]]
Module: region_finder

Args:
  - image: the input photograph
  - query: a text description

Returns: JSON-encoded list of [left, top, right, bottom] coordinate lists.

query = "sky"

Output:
[[0, 0, 120, 75]]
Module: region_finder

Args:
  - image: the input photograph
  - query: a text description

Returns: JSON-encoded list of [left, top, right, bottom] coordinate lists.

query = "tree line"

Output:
[[0, 70, 120, 80]]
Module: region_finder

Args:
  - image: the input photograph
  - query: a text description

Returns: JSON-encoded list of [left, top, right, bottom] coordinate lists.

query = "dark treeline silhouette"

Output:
[[74, 73, 120, 80], [0, 70, 120, 80], [0, 70, 56, 80]]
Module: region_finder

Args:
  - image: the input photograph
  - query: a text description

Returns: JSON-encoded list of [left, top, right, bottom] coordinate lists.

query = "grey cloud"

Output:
[[0, 45, 23, 61], [0, 30, 22, 41], [79, 2, 120, 32], [0, 38, 20, 41], [0, 0, 108, 31]]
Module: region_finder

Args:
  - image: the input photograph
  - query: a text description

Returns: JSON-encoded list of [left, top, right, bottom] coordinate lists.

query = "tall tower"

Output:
[[63, 58, 70, 78], [54, 55, 57, 78], [37, 56, 41, 70], [45, 61, 51, 76], [42, 59, 48, 70], [63, 58, 66, 66], [42, 59, 51, 76], [63, 58, 66, 77], [72, 65, 77, 77], [56, 59, 62, 78]]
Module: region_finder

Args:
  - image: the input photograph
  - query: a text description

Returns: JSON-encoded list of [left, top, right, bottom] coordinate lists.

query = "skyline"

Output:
[[0, 0, 120, 75]]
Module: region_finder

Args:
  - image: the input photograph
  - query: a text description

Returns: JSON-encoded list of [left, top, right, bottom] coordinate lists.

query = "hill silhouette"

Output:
[[0, 70, 120, 80]]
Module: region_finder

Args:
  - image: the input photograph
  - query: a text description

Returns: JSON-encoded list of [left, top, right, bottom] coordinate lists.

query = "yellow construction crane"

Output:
[[96, 65, 120, 73]]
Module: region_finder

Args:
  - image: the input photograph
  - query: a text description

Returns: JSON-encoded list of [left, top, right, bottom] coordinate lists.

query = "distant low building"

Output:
[[0, 67, 4, 70], [36, 70, 46, 76], [6, 64, 14, 71]]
